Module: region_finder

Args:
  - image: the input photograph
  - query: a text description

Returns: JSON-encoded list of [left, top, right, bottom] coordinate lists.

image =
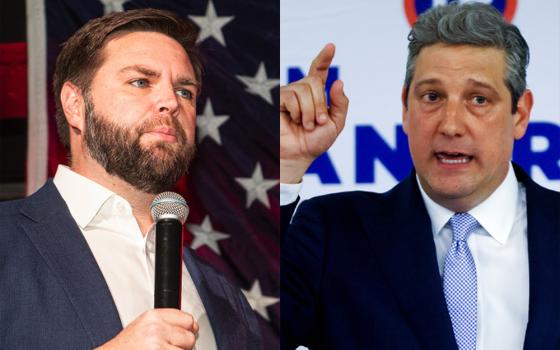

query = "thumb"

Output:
[[328, 80, 349, 133]]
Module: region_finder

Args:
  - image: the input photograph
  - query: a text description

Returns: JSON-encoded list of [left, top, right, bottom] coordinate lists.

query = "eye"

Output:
[[130, 79, 149, 88], [176, 89, 194, 100], [422, 92, 440, 102], [472, 95, 488, 105]]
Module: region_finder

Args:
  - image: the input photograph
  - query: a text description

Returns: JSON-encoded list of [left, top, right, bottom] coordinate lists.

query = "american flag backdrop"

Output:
[[3, 0, 279, 347]]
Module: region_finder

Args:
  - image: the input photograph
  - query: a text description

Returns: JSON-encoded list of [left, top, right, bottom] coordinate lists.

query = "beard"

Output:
[[82, 96, 196, 194]]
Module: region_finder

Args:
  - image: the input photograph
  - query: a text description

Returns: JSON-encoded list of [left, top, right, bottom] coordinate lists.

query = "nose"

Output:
[[154, 83, 179, 116], [438, 99, 466, 137]]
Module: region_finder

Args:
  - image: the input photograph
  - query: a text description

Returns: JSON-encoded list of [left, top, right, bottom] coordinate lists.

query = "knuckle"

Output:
[[286, 95, 297, 108], [185, 313, 194, 327], [143, 310, 160, 323], [280, 89, 295, 103], [189, 314, 195, 325], [185, 331, 196, 345], [280, 85, 294, 95], [307, 75, 321, 86], [288, 99, 301, 113], [294, 82, 311, 95], [145, 339, 162, 350], [145, 323, 162, 337], [317, 101, 328, 112]]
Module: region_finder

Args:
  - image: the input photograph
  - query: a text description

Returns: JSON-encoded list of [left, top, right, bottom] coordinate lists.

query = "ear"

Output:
[[401, 86, 409, 135], [60, 81, 86, 135], [513, 89, 533, 140]]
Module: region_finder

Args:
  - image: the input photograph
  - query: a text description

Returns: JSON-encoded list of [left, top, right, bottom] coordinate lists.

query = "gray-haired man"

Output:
[[280, 3, 560, 349]]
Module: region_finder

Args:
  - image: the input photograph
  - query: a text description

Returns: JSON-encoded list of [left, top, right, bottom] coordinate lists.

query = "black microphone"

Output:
[[150, 192, 189, 309]]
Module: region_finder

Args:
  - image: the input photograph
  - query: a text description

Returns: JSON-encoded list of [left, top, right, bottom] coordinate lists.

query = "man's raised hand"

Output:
[[280, 43, 349, 184]]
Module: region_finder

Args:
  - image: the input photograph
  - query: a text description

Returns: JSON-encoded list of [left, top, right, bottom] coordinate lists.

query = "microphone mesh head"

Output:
[[150, 191, 189, 224]]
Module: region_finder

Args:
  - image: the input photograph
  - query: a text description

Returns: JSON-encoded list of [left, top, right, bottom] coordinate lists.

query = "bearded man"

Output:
[[0, 9, 260, 350]]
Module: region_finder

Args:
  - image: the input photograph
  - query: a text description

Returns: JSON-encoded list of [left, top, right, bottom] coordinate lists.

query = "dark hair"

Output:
[[404, 2, 529, 112], [53, 8, 202, 151]]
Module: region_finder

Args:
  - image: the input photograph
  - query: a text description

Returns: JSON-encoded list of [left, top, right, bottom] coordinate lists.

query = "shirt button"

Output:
[[146, 233, 156, 253], [146, 242, 155, 254]]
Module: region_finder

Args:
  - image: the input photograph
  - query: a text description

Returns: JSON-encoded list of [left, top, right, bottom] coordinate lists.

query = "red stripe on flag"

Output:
[[0, 42, 27, 119]]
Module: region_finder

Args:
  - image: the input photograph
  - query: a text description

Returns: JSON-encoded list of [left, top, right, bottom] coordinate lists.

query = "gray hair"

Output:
[[404, 2, 529, 113]]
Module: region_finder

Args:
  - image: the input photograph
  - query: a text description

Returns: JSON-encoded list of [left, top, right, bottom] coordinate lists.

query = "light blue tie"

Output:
[[443, 213, 479, 350]]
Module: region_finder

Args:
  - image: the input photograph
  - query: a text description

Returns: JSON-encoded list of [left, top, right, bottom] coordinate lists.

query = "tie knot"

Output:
[[449, 213, 479, 241]]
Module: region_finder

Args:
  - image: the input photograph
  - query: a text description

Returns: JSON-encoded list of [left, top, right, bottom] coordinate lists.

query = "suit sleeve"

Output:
[[281, 198, 326, 350], [280, 197, 299, 237]]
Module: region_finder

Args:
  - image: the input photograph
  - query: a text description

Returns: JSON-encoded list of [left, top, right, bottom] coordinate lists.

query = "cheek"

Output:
[[94, 93, 149, 126], [408, 116, 436, 145], [178, 110, 197, 141], [184, 121, 196, 142], [478, 118, 515, 159]]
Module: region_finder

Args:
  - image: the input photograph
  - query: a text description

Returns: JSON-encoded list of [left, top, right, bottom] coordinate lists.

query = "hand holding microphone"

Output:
[[97, 309, 198, 350], [97, 192, 196, 349]]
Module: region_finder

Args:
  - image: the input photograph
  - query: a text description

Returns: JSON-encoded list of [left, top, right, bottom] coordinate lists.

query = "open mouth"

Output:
[[435, 152, 473, 165]]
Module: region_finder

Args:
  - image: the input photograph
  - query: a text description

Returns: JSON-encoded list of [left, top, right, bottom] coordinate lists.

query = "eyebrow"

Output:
[[413, 78, 442, 92], [465, 78, 498, 93], [413, 77, 499, 94], [119, 65, 200, 87]]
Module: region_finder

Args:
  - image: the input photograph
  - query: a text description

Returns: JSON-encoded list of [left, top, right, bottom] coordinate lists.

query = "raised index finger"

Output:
[[307, 43, 336, 83]]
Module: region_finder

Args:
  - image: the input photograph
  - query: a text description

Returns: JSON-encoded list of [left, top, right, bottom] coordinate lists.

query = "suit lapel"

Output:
[[19, 181, 122, 347], [359, 173, 457, 349], [183, 249, 260, 350], [517, 167, 560, 349]]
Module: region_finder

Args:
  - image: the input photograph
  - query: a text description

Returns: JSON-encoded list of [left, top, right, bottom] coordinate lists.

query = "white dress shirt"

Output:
[[280, 164, 529, 349], [418, 164, 528, 350], [54, 165, 217, 350]]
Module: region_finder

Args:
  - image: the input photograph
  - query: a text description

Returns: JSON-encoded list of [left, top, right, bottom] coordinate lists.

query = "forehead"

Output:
[[98, 31, 195, 78], [412, 43, 507, 88]]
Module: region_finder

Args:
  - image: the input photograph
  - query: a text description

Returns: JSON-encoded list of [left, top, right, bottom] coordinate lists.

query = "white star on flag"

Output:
[[235, 163, 278, 209], [187, 216, 230, 255], [100, 0, 126, 14], [242, 280, 279, 321], [236, 62, 279, 105], [189, 0, 234, 46], [196, 99, 230, 145]]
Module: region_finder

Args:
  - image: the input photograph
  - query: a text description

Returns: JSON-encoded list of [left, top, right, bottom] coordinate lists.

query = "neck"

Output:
[[71, 155, 156, 235]]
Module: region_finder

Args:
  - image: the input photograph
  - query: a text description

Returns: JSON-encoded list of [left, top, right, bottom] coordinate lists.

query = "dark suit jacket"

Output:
[[281, 164, 560, 350], [0, 180, 261, 350]]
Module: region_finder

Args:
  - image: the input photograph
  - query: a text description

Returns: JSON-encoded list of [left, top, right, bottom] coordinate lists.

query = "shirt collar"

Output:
[[53, 165, 116, 229], [417, 163, 518, 245]]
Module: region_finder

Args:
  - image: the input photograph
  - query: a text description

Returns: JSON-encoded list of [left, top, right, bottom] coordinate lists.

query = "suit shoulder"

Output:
[[527, 182, 560, 215], [292, 179, 416, 225], [535, 184, 560, 199], [299, 188, 398, 215], [0, 199, 31, 254], [304, 190, 388, 207], [0, 198, 25, 217], [0, 199, 26, 230]]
